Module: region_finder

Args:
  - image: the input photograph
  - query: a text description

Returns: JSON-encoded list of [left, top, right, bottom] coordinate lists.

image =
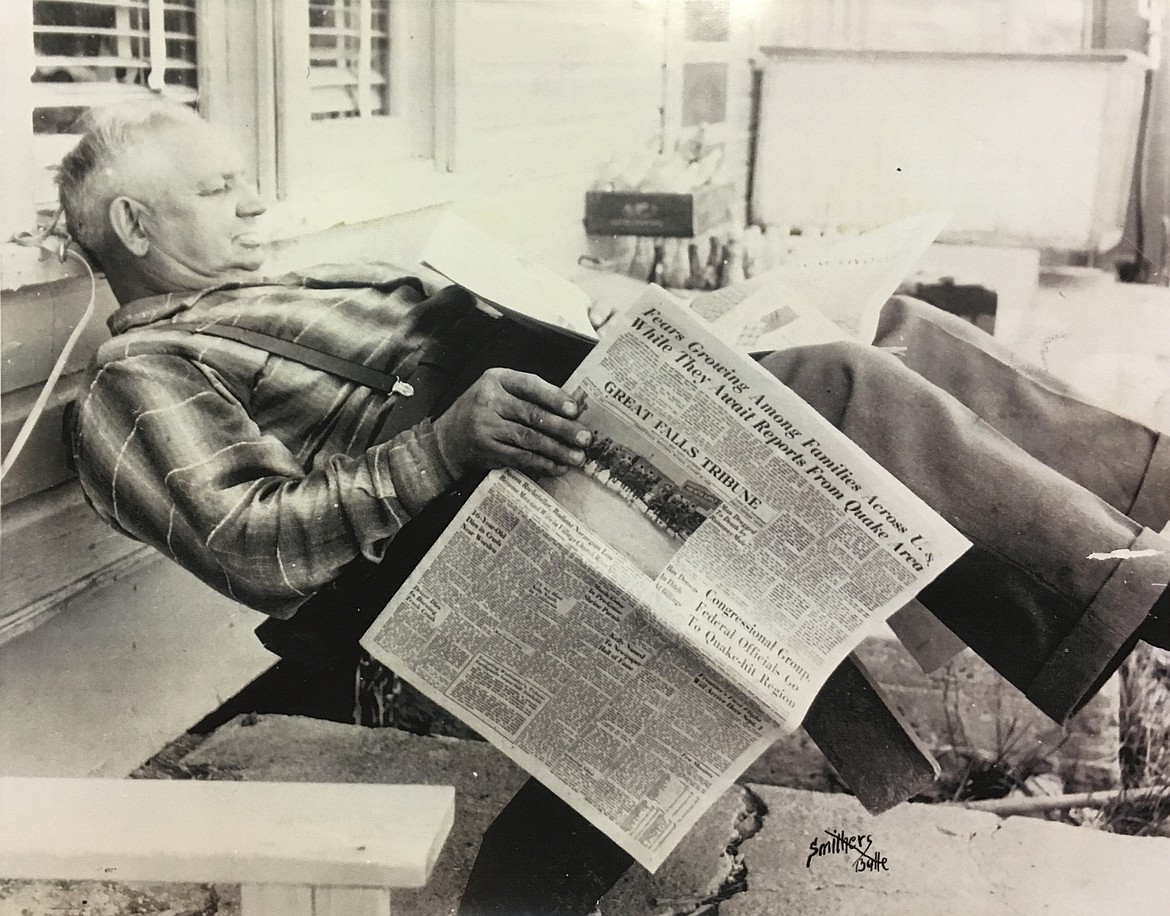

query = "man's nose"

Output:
[[237, 184, 267, 218]]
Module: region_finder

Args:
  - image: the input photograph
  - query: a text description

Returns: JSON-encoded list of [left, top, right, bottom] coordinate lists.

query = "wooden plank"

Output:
[[240, 885, 392, 916], [0, 481, 152, 645], [0, 277, 118, 395], [1, 376, 81, 505], [0, 778, 455, 889], [0, 541, 154, 647], [802, 654, 940, 813], [0, 557, 272, 778]]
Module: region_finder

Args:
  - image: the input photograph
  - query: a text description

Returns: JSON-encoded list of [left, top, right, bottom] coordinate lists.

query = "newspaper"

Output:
[[421, 211, 599, 341], [694, 211, 951, 350], [361, 288, 969, 870]]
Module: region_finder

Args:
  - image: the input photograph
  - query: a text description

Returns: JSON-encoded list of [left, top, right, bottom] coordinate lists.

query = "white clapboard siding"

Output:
[[0, 375, 82, 505], [0, 275, 120, 397], [460, 65, 665, 133], [458, 173, 607, 274], [458, 113, 657, 188]]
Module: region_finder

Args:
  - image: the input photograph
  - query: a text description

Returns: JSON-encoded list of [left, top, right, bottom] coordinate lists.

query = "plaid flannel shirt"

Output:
[[73, 266, 464, 616]]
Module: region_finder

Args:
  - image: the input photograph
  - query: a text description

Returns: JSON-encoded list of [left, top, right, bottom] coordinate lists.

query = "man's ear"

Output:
[[108, 196, 150, 257]]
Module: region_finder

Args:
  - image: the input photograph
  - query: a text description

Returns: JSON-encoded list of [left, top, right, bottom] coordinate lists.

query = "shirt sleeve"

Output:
[[73, 352, 454, 616]]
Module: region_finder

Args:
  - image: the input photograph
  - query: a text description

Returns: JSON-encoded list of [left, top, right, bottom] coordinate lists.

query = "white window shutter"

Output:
[[308, 0, 389, 120]]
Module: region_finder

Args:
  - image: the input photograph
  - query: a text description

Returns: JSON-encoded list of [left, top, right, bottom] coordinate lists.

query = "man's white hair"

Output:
[[57, 98, 203, 259]]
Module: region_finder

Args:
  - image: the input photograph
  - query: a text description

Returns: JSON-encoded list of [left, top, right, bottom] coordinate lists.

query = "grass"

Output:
[[935, 673, 1066, 806], [916, 644, 1170, 837]]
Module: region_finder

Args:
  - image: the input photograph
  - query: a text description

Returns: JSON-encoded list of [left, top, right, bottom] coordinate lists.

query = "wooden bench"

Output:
[[0, 778, 454, 915]]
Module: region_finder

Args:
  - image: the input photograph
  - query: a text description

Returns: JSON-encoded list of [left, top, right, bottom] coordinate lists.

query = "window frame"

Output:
[[28, 0, 201, 215], [1, 3, 39, 252], [266, 0, 454, 237]]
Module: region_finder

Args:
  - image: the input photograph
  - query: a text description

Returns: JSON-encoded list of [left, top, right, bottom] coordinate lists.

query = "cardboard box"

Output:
[[584, 184, 735, 237]]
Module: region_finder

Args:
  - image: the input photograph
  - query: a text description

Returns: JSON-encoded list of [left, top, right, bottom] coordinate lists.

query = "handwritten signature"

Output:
[[806, 829, 889, 872]]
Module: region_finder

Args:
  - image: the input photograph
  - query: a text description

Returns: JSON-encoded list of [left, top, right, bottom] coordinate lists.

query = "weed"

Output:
[[1104, 644, 1170, 836]]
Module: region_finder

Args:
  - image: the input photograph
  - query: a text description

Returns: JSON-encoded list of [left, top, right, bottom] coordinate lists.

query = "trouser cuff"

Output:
[[1027, 527, 1170, 722]]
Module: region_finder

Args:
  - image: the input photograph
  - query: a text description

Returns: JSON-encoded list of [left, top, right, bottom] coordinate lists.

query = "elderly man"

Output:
[[67, 101, 1166, 914]]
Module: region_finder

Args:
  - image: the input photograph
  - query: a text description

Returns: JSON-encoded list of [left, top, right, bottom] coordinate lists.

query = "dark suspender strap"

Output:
[[169, 322, 408, 395]]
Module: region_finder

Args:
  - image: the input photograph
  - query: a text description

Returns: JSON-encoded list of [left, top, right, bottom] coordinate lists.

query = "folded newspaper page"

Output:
[[362, 288, 969, 870], [694, 211, 950, 350], [421, 211, 599, 341]]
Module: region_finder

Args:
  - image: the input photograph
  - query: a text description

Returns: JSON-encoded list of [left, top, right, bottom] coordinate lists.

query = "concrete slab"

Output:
[[597, 786, 759, 915], [14, 715, 1157, 915], [723, 785, 1168, 916]]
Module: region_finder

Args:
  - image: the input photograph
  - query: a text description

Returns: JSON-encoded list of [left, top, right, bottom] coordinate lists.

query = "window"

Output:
[[309, 0, 391, 120], [30, 0, 199, 214], [685, 0, 730, 42], [667, 0, 734, 138], [274, 0, 443, 207], [0, 0, 205, 279]]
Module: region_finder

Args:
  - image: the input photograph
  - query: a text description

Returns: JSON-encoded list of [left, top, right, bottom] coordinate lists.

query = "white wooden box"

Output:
[[752, 47, 1149, 252]]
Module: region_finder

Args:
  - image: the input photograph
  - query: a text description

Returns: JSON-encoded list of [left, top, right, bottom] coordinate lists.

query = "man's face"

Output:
[[117, 119, 268, 289]]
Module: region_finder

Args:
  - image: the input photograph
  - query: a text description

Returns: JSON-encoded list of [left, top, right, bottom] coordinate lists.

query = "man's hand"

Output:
[[433, 368, 591, 479]]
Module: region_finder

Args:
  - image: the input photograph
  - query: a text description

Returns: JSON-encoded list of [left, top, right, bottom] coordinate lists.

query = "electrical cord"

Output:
[[0, 245, 98, 481]]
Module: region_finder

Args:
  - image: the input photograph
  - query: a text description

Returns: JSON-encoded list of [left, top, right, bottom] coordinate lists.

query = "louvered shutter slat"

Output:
[[308, 0, 390, 121]]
